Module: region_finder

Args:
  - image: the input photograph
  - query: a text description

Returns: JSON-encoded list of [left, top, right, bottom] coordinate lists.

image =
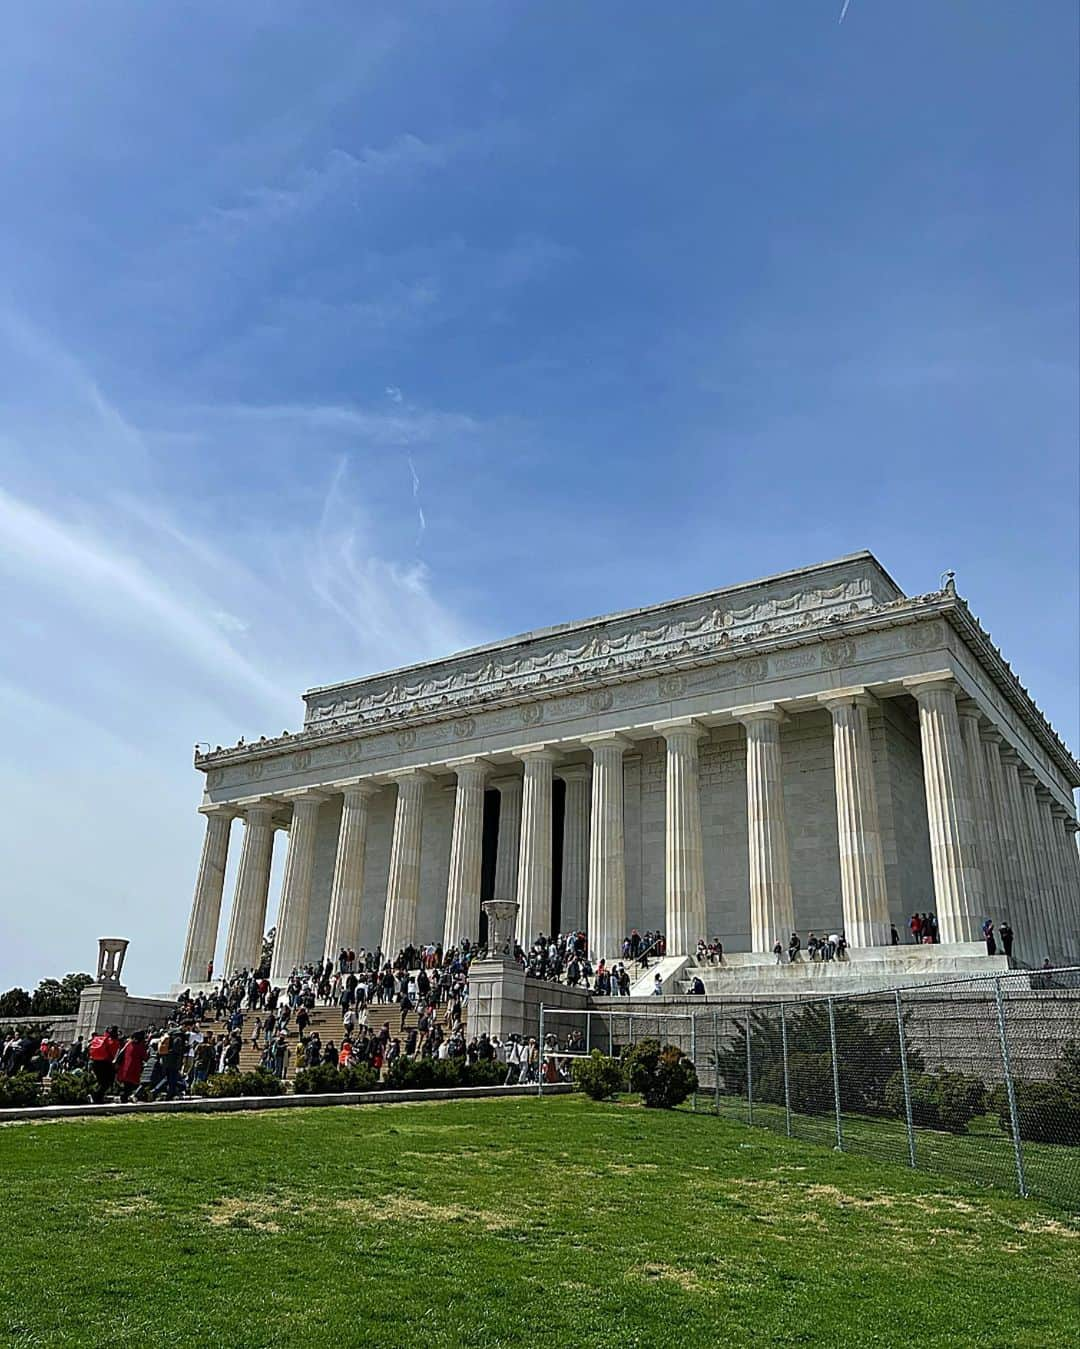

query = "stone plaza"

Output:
[[179, 552, 1080, 995]]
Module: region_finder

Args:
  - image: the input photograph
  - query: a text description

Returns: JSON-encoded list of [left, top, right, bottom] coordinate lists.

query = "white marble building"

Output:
[[180, 553, 1080, 986]]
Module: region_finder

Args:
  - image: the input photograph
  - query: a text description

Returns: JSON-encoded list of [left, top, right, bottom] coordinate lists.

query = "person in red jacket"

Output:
[[115, 1030, 149, 1103], [87, 1025, 121, 1103]]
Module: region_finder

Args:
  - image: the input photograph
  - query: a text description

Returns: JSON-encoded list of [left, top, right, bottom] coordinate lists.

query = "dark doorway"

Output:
[[551, 776, 565, 935], [479, 788, 501, 946]]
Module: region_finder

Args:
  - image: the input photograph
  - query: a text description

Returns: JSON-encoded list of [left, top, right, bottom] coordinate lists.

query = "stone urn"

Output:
[[482, 900, 519, 959]]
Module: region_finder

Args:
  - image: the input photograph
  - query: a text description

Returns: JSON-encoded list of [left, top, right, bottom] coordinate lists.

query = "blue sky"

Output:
[[1, 1, 1076, 994]]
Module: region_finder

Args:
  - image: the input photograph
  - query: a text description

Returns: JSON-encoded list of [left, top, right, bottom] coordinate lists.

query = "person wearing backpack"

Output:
[[87, 1026, 121, 1103]]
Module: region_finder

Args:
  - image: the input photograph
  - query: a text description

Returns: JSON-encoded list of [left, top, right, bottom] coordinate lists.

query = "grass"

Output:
[[712, 1097, 1080, 1206], [0, 1095, 1077, 1348]]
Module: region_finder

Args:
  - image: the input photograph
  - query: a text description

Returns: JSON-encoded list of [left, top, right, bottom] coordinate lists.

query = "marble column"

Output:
[[443, 758, 491, 949], [271, 791, 329, 983], [380, 770, 431, 957], [221, 801, 278, 976], [734, 705, 795, 953], [818, 689, 890, 947], [558, 765, 591, 934], [179, 806, 234, 985], [1050, 805, 1079, 962], [958, 704, 1000, 920], [981, 730, 1021, 931], [323, 781, 380, 962], [905, 675, 982, 943], [583, 732, 630, 964], [1000, 750, 1047, 964], [1035, 788, 1066, 962], [1062, 818, 1080, 958], [514, 747, 559, 946], [655, 718, 708, 957], [1018, 769, 1055, 963], [492, 776, 523, 902]]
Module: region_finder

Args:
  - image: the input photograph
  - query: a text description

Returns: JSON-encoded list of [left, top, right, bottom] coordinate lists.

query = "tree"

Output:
[[259, 928, 276, 977], [0, 988, 33, 1019], [30, 973, 94, 1016], [713, 1004, 924, 1118]]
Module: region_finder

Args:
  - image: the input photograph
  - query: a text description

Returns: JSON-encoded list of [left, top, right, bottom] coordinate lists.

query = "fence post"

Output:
[[780, 1002, 792, 1138], [894, 988, 916, 1169], [827, 997, 843, 1151], [538, 1004, 545, 1098], [712, 1010, 721, 1115], [744, 1014, 754, 1126], [993, 977, 1028, 1198], [690, 1013, 697, 1113], [585, 1009, 591, 1056], [607, 1011, 613, 1058]]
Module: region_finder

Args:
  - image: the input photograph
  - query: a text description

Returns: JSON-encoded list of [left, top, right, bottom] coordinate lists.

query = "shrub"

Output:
[[884, 1069, 986, 1134], [623, 1039, 698, 1109], [191, 1070, 284, 1099], [992, 1075, 1080, 1146], [385, 1057, 442, 1090], [293, 1063, 380, 1095], [714, 1005, 923, 1118], [462, 1059, 504, 1088], [758, 1052, 836, 1116], [46, 1072, 94, 1105], [572, 1050, 624, 1101], [0, 1072, 43, 1107]]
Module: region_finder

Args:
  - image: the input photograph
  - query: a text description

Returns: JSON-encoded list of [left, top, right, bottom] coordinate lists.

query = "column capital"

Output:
[[1034, 784, 1054, 803], [653, 716, 708, 742], [280, 788, 332, 807], [999, 745, 1023, 767], [1017, 765, 1040, 787], [1049, 801, 1072, 821], [730, 701, 786, 726], [816, 686, 877, 713], [954, 697, 984, 723], [556, 763, 592, 783], [979, 725, 1005, 745], [386, 767, 434, 785], [490, 773, 523, 794], [445, 756, 493, 776], [581, 731, 632, 753], [334, 777, 383, 800], [512, 744, 561, 764], [901, 671, 959, 701], [1065, 818, 1080, 835], [235, 796, 280, 820], [199, 803, 239, 819]]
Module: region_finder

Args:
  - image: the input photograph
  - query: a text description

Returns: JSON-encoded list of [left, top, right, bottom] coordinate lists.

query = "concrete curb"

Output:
[[0, 1081, 574, 1123]]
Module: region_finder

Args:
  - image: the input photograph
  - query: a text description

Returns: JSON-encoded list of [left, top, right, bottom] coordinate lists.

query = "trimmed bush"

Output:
[[293, 1063, 380, 1095], [884, 1069, 986, 1134], [462, 1059, 504, 1088], [572, 1050, 624, 1101], [384, 1056, 505, 1091], [46, 1071, 94, 1105], [991, 1039, 1080, 1146], [191, 1069, 285, 1099], [758, 1052, 836, 1116], [0, 1072, 42, 1107], [623, 1039, 698, 1109]]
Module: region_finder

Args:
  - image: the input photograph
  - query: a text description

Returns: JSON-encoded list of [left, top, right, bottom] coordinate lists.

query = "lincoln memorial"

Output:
[[179, 552, 1080, 988]]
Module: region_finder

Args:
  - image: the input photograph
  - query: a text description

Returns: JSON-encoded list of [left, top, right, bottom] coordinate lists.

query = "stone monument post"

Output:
[[468, 901, 526, 1041]]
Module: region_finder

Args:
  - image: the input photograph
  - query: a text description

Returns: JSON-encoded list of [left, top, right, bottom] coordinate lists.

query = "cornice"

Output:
[[193, 583, 1080, 790]]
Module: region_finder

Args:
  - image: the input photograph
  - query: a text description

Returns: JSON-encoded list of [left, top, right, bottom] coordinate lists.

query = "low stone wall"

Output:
[[0, 1081, 574, 1125]]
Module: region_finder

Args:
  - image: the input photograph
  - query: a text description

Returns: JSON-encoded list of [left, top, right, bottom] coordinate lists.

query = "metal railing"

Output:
[[539, 967, 1080, 1205]]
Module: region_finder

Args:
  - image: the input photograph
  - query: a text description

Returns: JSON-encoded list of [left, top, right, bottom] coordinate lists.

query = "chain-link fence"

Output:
[[540, 968, 1080, 1205]]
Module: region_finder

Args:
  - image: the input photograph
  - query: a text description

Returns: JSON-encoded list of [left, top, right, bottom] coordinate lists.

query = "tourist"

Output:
[[890, 925, 900, 946], [982, 918, 997, 956], [690, 975, 705, 995], [773, 940, 783, 965], [652, 973, 663, 996], [115, 1031, 149, 1103], [87, 1025, 121, 1103], [787, 932, 802, 963], [1000, 922, 1014, 958]]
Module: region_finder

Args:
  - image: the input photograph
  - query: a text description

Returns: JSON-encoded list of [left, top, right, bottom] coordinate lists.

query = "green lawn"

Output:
[[0, 1096, 1077, 1348]]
